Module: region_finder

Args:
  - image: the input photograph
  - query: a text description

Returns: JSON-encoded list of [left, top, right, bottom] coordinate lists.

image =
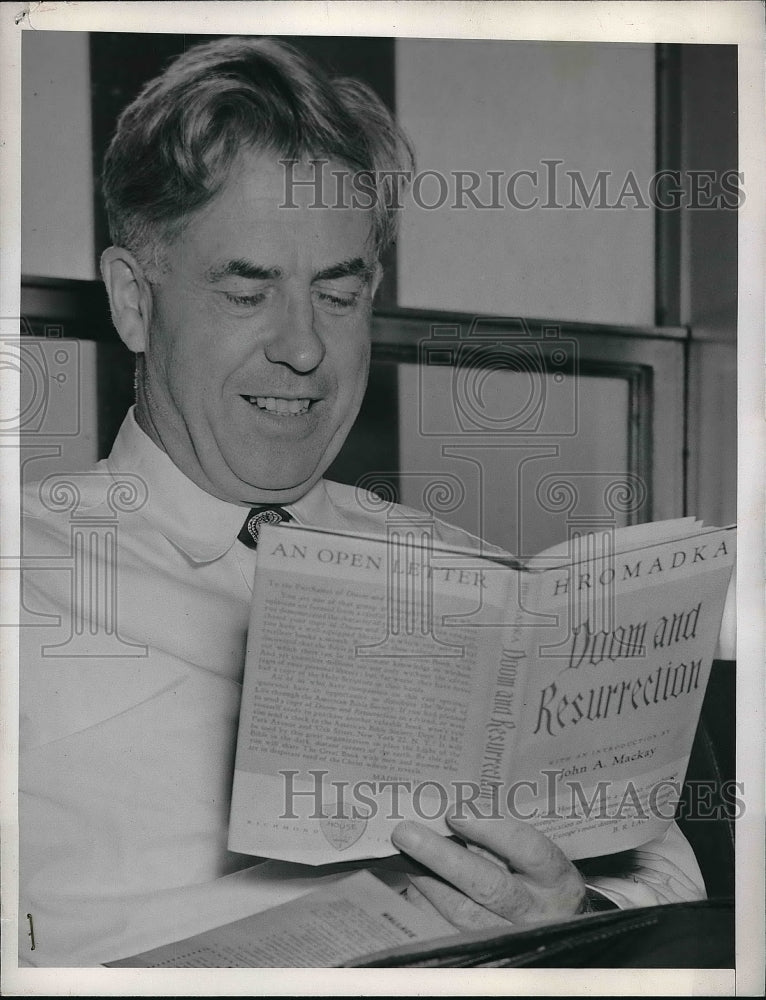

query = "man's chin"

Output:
[[230, 465, 325, 506]]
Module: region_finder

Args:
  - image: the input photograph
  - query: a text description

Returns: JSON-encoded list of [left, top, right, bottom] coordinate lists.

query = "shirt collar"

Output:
[[105, 408, 334, 563]]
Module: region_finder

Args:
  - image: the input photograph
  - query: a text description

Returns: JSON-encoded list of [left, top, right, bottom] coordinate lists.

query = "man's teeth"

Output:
[[247, 395, 311, 415]]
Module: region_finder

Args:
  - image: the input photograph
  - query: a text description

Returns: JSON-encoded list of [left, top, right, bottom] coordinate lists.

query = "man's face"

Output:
[[140, 151, 379, 504]]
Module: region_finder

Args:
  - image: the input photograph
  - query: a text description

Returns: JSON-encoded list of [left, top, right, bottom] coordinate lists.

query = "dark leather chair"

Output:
[[676, 659, 736, 900]]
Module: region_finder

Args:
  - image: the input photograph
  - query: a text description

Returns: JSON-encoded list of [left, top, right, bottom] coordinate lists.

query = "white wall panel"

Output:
[[22, 32, 96, 280], [396, 40, 655, 326], [397, 362, 629, 556]]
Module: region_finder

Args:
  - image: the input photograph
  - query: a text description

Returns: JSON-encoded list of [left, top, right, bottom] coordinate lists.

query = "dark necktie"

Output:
[[237, 505, 293, 549]]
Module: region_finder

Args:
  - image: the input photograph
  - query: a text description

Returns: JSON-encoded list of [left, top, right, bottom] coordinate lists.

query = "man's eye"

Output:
[[222, 291, 268, 308], [313, 289, 359, 313]]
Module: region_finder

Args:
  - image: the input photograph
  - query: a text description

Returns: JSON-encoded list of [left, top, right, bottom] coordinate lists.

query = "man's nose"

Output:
[[264, 291, 325, 372]]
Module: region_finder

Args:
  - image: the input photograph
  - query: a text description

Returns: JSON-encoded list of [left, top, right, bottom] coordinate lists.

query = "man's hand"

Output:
[[391, 813, 586, 930]]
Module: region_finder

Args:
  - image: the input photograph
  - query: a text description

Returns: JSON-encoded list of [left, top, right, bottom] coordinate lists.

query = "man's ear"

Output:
[[100, 247, 154, 354]]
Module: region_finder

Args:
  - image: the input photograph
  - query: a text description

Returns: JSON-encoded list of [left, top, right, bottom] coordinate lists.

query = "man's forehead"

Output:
[[221, 149, 364, 211], [183, 149, 375, 259]]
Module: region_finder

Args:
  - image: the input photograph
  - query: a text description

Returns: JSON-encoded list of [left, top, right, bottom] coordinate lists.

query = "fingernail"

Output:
[[391, 822, 420, 852]]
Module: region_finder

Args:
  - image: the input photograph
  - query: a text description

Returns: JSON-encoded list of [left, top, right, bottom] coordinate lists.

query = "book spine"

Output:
[[475, 571, 532, 809]]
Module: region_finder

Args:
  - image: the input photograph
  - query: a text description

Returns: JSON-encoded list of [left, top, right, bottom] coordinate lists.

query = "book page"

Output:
[[229, 524, 523, 864], [509, 525, 736, 858], [105, 870, 456, 968]]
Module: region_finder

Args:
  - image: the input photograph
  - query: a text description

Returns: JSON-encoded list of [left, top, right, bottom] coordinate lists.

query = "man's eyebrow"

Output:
[[204, 256, 375, 284], [204, 259, 283, 283], [313, 258, 375, 283]]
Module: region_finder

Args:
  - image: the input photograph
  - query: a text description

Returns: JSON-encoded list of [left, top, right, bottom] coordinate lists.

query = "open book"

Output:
[[106, 870, 457, 968], [228, 517, 735, 866]]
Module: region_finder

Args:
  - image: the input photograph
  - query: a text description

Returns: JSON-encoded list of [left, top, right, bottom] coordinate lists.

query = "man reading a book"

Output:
[[19, 37, 707, 966]]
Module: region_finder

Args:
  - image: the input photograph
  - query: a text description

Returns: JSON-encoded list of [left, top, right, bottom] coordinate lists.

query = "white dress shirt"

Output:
[[18, 408, 704, 967]]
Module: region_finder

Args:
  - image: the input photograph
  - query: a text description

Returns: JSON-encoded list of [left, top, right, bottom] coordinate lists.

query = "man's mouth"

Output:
[[242, 395, 312, 416]]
